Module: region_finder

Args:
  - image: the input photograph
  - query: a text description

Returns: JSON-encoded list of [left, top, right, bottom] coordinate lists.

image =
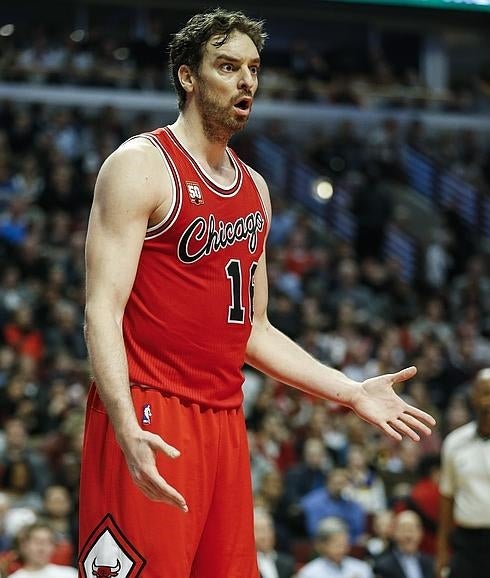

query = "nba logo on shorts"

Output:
[[142, 404, 152, 425], [186, 182, 204, 205]]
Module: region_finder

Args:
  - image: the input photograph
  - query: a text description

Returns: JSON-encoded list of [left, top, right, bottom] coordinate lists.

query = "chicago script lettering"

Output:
[[178, 212, 264, 264]]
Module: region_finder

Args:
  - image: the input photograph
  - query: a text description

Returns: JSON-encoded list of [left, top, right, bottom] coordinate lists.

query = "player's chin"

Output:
[[228, 117, 248, 133]]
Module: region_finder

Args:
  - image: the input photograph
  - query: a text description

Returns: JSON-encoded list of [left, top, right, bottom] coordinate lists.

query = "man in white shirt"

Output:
[[8, 523, 77, 578], [297, 517, 372, 578], [436, 368, 490, 578], [254, 507, 295, 578]]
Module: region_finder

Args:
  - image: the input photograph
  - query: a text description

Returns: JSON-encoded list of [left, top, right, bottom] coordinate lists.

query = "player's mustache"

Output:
[[232, 91, 253, 101]]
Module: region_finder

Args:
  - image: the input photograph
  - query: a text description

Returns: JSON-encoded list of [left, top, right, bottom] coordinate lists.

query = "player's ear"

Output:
[[178, 65, 195, 95]]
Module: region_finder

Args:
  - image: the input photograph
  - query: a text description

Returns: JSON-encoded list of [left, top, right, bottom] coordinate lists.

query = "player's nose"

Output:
[[238, 66, 255, 91]]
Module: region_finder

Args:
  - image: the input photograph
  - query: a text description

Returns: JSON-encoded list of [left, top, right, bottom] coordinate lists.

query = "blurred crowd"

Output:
[[0, 93, 489, 576], [1, 22, 490, 113]]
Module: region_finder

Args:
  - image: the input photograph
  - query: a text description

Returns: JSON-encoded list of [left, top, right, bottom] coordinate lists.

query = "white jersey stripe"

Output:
[[136, 133, 183, 240]]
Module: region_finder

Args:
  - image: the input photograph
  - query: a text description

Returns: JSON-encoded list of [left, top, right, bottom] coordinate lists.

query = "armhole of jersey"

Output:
[[127, 133, 183, 240], [241, 162, 271, 231]]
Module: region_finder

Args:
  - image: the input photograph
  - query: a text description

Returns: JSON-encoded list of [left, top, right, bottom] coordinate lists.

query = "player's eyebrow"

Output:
[[215, 53, 261, 65]]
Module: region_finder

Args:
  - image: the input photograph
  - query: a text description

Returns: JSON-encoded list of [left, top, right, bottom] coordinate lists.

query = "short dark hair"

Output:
[[168, 8, 267, 110], [20, 522, 55, 543]]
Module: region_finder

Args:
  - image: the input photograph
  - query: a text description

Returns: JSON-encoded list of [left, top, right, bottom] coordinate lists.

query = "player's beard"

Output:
[[195, 76, 250, 144]]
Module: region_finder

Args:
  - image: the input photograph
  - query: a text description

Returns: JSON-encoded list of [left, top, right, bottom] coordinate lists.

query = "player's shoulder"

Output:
[[443, 421, 476, 451], [109, 134, 164, 169], [97, 133, 171, 193], [244, 163, 268, 192], [242, 163, 271, 217]]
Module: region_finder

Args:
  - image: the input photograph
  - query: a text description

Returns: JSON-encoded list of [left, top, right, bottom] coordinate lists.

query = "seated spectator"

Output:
[[254, 507, 296, 578], [254, 411, 297, 473], [284, 437, 330, 511], [0, 459, 42, 512], [378, 440, 421, 504], [7, 523, 77, 577], [406, 454, 440, 556], [373, 510, 434, 578], [254, 469, 291, 551], [37, 485, 75, 566], [0, 418, 53, 494], [297, 517, 373, 578], [3, 306, 43, 363], [365, 509, 395, 561], [345, 444, 387, 515], [300, 468, 366, 545]]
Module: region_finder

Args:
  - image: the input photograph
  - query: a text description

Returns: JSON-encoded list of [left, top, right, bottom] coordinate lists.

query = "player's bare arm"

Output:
[[84, 138, 188, 511], [245, 168, 435, 441], [436, 495, 454, 578]]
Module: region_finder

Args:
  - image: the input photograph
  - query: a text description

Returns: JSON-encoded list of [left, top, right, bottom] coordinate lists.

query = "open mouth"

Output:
[[233, 98, 252, 113]]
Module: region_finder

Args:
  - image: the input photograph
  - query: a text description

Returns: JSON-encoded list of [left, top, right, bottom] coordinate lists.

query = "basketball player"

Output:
[[78, 9, 435, 578]]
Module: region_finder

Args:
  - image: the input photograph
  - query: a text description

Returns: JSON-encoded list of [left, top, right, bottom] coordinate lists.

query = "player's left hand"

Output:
[[351, 366, 436, 441]]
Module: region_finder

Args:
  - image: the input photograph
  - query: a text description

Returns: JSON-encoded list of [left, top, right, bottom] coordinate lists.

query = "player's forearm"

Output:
[[245, 318, 359, 406], [84, 305, 140, 438], [436, 495, 454, 565]]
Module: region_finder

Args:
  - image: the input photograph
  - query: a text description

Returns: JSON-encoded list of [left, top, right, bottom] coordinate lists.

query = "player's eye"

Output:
[[250, 66, 260, 75], [221, 63, 235, 72]]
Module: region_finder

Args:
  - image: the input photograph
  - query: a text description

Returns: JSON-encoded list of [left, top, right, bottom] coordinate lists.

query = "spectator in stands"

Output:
[[0, 459, 41, 512], [297, 516, 373, 578], [407, 454, 440, 555], [7, 523, 77, 577], [300, 468, 366, 545], [329, 259, 373, 318], [345, 444, 387, 515], [284, 438, 331, 511], [409, 297, 453, 348], [254, 469, 292, 551], [0, 419, 52, 495], [424, 228, 453, 291], [254, 411, 297, 473], [450, 255, 490, 322], [254, 507, 296, 578], [373, 510, 434, 578], [441, 392, 471, 436], [3, 306, 43, 363], [378, 440, 421, 503], [365, 509, 395, 561], [38, 486, 75, 566], [352, 170, 393, 261]]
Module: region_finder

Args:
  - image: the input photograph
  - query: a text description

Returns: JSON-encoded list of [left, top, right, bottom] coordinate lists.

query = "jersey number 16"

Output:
[[225, 259, 258, 324]]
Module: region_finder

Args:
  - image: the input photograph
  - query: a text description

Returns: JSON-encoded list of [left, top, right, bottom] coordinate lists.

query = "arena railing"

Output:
[[401, 144, 488, 239], [253, 135, 417, 282]]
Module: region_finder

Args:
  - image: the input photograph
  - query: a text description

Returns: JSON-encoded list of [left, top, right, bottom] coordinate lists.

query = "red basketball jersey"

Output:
[[122, 127, 268, 409]]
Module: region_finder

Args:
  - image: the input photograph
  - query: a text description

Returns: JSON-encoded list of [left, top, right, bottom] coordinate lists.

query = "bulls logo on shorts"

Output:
[[79, 514, 146, 578]]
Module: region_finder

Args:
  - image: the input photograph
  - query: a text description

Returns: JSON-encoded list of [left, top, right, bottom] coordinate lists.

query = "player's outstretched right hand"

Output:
[[119, 429, 188, 512]]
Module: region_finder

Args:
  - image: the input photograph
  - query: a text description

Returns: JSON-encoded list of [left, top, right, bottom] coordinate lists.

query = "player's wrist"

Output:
[[114, 422, 144, 449]]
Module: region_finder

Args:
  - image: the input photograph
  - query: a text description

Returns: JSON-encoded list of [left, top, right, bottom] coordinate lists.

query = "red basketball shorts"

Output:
[[78, 384, 259, 578]]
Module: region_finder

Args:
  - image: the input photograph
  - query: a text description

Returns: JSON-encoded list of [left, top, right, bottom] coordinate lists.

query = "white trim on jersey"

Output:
[[165, 127, 243, 197], [139, 134, 183, 240], [241, 161, 271, 229], [120, 133, 183, 240]]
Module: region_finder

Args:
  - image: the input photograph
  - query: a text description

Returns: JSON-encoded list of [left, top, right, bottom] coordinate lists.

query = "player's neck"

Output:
[[170, 113, 232, 173]]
